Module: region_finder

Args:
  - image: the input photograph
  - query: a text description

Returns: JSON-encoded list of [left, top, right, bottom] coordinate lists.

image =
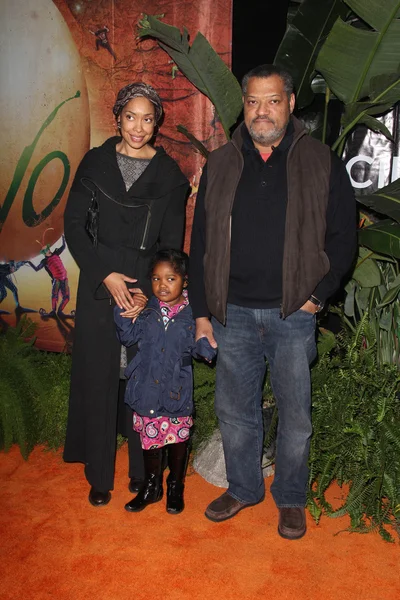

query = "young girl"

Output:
[[114, 249, 216, 514]]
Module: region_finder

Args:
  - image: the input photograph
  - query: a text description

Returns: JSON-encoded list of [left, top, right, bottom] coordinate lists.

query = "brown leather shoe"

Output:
[[205, 492, 259, 522], [278, 507, 306, 540]]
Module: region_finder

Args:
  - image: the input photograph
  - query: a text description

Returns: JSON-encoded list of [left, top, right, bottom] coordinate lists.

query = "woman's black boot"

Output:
[[166, 441, 190, 514], [125, 448, 163, 512]]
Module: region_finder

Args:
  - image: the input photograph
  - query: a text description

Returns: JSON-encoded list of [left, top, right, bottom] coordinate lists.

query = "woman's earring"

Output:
[[117, 121, 121, 130]]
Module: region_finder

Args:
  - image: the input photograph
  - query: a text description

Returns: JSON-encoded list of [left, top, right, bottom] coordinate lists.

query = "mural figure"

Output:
[[89, 25, 116, 60], [27, 230, 73, 319], [0, 260, 35, 315]]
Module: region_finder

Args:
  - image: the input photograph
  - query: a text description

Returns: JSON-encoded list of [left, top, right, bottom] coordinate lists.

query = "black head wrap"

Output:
[[112, 82, 163, 123]]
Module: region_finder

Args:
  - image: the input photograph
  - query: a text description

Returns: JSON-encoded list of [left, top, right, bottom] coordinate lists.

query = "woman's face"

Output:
[[117, 96, 156, 156]]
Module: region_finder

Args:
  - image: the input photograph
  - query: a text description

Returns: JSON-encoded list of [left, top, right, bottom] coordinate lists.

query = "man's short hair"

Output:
[[241, 64, 294, 98]]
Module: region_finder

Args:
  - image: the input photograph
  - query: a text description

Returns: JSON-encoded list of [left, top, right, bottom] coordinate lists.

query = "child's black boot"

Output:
[[166, 441, 190, 514], [125, 448, 163, 512]]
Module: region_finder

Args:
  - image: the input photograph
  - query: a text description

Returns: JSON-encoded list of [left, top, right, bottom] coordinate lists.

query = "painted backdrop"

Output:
[[0, 0, 232, 351]]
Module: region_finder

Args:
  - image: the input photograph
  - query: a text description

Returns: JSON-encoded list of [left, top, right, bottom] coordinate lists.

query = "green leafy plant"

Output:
[[192, 360, 217, 451], [0, 318, 42, 458], [317, 1, 400, 268], [342, 247, 400, 366], [32, 351, 71, 450], [276, 0, 400, 360], [276, 0, 400, 151], [0, 318, 71, 458], [275, 0, 348, 109], [308, 316, 400, 542], [316, 0, 400, 153], [137, 14, 242, 141]]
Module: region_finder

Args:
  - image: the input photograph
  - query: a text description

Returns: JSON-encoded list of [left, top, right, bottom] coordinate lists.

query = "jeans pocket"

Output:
[[297, 308, 316, 318]]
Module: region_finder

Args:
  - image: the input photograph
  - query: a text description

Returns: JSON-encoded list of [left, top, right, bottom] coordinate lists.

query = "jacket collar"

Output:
[[83, 137, 188, 202], [143, 295, 193, 321]]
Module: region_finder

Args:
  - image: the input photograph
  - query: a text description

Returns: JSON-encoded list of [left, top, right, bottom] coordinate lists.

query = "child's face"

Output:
[[151, 261, 185, 306]]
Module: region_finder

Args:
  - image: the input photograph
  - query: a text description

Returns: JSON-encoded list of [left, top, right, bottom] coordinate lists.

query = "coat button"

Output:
[[154, 379, 159, 384], [161, 348, 165, 352], [150, 409, 154, 414], [261, 181, 266, 186]]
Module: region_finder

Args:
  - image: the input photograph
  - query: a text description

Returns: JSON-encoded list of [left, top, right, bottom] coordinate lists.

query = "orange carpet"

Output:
[[1, 445, 399, 600]]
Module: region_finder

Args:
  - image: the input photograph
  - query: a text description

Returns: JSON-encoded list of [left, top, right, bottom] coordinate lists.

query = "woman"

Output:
[[63, 83, 189, 506]]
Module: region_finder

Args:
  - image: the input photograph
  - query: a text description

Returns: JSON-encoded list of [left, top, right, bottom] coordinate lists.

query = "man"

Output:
[[190, 64, 356, 539]]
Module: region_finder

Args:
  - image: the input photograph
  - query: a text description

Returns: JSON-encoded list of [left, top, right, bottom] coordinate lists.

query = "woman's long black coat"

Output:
[[63, 137, 189, 492]]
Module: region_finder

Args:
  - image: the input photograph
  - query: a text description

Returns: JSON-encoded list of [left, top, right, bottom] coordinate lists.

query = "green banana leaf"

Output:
[[316, 0, 400, 105], [274, 0, 348, 109], [352, 247, 381, 287], [355, 286, 373, 311], [342, 101, 393, 127], [359, 220, 400, 258], [176, 125, 209, 158], [336, 74, 400, 148], [345, 0, 400, 31], [137, 15, 242, 140], [357, 115, 394, 141], [357, 179, 400, 224], [377, 274, 400, 308], [369, 73, 400, 107]]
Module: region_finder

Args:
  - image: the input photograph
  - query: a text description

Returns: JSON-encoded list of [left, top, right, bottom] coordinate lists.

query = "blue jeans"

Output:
[[212, 304, 317, 507]]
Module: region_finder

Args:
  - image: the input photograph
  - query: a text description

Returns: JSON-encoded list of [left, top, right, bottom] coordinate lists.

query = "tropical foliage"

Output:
[[0, 318, 39, 458], [276, 0, 400, 363], [342, 247, 400, 367], [137, 14, 242, 141], [0, 318, 70, 458], [275, 0, 349, 110], [309, 319, 400, 542], [276, 0, 400, 152], [192, 361, 217, 451]]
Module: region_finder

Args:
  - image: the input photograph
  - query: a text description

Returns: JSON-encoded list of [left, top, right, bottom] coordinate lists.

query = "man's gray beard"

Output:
[[249, 121, 287, 146]]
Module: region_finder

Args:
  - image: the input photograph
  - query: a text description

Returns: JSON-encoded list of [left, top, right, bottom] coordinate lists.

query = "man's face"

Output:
[[243, 75, 295, 150]]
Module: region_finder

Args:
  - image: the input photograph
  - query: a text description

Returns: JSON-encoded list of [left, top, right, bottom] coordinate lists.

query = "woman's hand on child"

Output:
[[103, 272, 138, 310], [131, 290, 148, 308], [119, 289, 148, 319]]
